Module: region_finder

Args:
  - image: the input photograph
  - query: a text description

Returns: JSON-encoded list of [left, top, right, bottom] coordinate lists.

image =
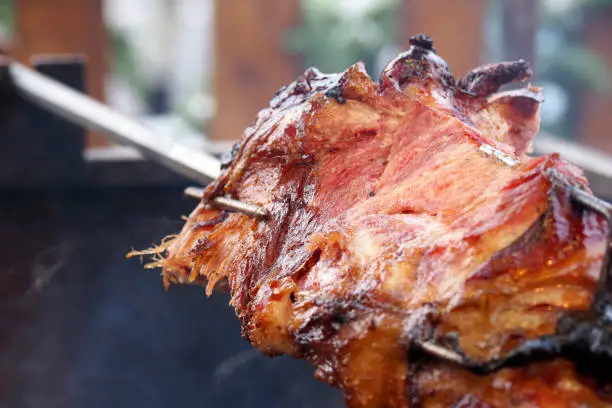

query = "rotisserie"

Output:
[[131, 35, 612, 407]]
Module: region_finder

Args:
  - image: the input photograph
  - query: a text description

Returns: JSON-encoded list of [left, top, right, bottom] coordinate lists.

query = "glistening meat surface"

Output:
[[138, 36, 611, 407]]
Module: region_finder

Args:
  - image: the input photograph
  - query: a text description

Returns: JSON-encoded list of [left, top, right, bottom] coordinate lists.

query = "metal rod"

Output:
[[533, 133, 612, 180], [212, 196, 270, 220], [9, 62, 221, 183], [416, 341, 464, 365], [184, 186, 205, 200], [184, 186, 270, 220], [8, 62, 270, 219]]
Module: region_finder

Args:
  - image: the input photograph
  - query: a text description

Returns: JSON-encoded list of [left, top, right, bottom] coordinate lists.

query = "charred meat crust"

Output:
[[457, 59, 533, 97], [209, 35, 542, 200], [151, 34, 610, 407], [220, 143, 241, 170], [402, 172, 612, 405], [324, 85, 346, 104], [380, 35, 456, 93]]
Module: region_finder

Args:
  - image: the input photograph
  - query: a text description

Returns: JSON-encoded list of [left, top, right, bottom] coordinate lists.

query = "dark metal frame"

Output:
[[0, 56, 189, 190], [0, 56, 269, 218]]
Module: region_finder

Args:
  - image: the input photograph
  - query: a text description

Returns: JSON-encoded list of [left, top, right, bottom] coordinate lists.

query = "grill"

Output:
[[0, 57, 343, 407]]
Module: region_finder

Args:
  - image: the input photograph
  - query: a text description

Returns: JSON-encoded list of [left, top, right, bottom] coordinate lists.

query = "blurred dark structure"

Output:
[[0, 58, 342, 407], [14, 0, 109, 147], [0, 59, 86, 188], [0, 191, 343, 408], [0, 191, 342, 408]]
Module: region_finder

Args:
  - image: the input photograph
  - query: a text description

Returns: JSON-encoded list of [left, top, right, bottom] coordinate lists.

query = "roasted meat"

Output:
[[133, 35, 612, 407]]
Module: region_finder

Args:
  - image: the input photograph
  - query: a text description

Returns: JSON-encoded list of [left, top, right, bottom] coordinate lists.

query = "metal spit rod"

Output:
[[8, 62, 269, 220], [9, 61, 612, 218]]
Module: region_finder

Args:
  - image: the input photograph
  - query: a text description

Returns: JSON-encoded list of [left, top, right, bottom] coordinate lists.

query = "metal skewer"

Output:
[[7, 61, 268, 219], [184, 186, 207, 200], [184, 186, 269, 220]]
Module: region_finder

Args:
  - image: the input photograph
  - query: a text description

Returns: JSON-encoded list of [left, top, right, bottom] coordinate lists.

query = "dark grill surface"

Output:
[[0, 187, 342, 408]]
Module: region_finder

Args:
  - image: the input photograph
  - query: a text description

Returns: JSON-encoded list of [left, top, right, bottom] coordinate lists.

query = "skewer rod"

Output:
[[9, 62, 221, 183], [184, 186, 269, 220]]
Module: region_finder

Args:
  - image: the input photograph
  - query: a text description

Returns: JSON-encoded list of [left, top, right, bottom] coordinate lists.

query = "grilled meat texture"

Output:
[[154, 36, 611, 407]]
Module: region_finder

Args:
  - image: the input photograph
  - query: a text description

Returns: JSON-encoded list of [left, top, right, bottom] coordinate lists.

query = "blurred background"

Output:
[[0, 0, 609, 151], [0, 1, 611, 407]]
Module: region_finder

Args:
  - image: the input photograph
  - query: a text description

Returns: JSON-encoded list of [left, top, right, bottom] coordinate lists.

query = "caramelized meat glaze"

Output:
[[134, 35, 612, 407]]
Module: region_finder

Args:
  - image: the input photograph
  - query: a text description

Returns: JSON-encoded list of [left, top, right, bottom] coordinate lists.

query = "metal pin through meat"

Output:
[[416, 341, 464, 365], [184, 186, 205, 200], [184, 186, 270, 220]]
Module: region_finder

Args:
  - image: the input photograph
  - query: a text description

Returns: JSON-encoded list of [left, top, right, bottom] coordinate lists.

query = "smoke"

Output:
[[27, 241, 73, 294]]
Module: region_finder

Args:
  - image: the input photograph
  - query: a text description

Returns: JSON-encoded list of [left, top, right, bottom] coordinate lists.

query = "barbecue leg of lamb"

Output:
[[131, 35, 612, 407]]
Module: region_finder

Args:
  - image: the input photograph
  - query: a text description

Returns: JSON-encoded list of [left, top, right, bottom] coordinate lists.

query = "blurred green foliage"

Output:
[[536, 0, 612, 138], [0, 0, 12, 33], [538, 0, 610, 91], [109, 29, 148, 97], [287, 0, 399, 75]]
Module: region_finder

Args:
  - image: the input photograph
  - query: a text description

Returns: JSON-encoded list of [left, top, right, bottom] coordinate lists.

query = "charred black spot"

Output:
[[556, 310, 597, 335], [325, 85, 345, 104], [402, 304, 442, 347], [220, 143, 241, 170], [189, 237, 213, 256], [559, 315, 612, 384], [405, 347, 426, 407], [192, 212, 229, 230], [380, 35, 455, 93], [294, 297, 369, 347], [293, 77, 312, 95], [409, 34, 436, 53]]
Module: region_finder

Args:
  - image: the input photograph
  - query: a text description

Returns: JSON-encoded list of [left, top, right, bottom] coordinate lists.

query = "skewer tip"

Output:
[[183, 186, 270, 220], [184, 186, 204, 200]]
